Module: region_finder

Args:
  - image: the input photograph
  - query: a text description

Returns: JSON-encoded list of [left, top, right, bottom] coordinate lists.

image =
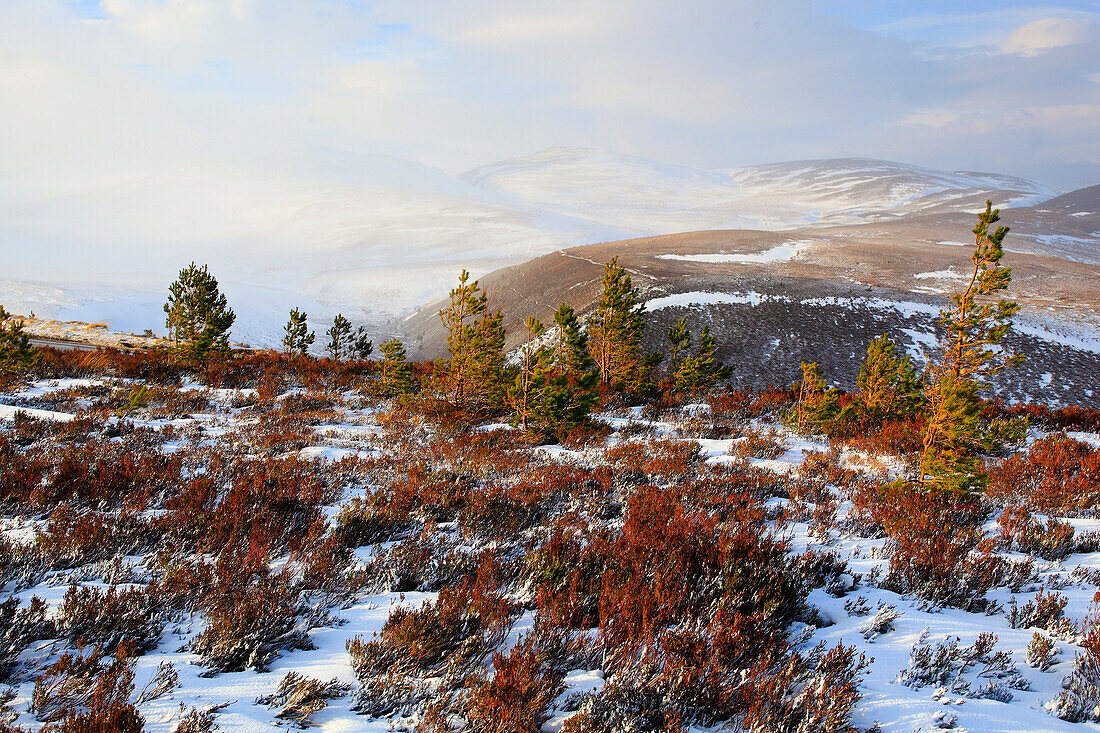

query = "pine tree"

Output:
[[666, 317, 691, 376], [919, 201, 1021, 491], [435, 270, 507, 413], [352, 327, 373, 360], [509, 317, 547, 432], [378, 338, 414, 397], [586, 258, 654, 391], [326, 314, 353, 361], [521, 302, 599, 441], [920, 375, 985, 491], [794, 361, 838, 434], [282, 308, 315, 356], [673, 325, 733, 397], [163, 262, 235, 363], [552, 303, 595, 375], [0, 306, 41, 387], [854, 335, 922, 421]]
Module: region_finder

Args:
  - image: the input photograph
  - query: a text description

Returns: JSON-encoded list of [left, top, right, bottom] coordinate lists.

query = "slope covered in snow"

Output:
[[460, 148, 1055, 233]]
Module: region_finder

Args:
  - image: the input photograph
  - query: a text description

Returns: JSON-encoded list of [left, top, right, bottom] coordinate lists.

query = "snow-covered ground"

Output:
[[2, 377, 1100, 731], [656, 239, 816, 264]]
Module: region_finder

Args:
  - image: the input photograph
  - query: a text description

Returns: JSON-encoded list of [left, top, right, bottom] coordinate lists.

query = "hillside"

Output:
[[403, 187, 1100, 407]]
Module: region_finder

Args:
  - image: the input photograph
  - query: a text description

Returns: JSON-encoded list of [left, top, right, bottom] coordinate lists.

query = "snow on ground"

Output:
[[3, 379, 1100, 732], [914, 268, 968, 281], [655, 239, 816, 264], [0, 404, 74, 422], [643, 290, 777, 311]]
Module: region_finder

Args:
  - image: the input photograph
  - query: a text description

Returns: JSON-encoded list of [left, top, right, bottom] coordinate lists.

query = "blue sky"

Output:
[[1, 0, 1097, 197]]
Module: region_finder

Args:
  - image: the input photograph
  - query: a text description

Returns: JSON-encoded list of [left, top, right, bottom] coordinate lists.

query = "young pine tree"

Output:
[[666, 317, 691, 376], [509, 317, 548, 433], [673, 325, 733, 398], [526, 303, 600, 442], [282, 308, 315, 356], [794, 361, 838, 434], [163, 262, 236, 363], [553, 303, 596, 376], [435, 270, 507, 414], [0, 306, 41, 387], [919, 201, 1021, 491], [853, 335, 922, 422], [378, 338, 414, 397], [326, 314, 353, 361], [586, 257, 656, 391], [352, 327, 373, 360]]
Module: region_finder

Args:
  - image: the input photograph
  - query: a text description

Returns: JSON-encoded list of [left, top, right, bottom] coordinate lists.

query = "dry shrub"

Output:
[[526, 520, 607, 630], [729, 427, 785, 460], [156, 477, 219, 553], [11, 439, 181, 513], [36, 506, 154, 569], [1026, 632, 1057, 671], [56, 584, 164, 654], [135, 662, 178, 704], [985, 400, 1100, 434], [363, 531, 483, 594], [593, 484, 818, 725], [706, 386, 797, 418], [199, 457, 333, 555], [32, 643, 140, 729], [239, 409, 315, 454], [335, 494, 416, 547], [464, 634, 568, 733], [832, 417, 925, 457], [997, 506, 1076, 560], [347, 558, 517, 718], [677, 463, 790, 507], [562, 679, 681, 733], [459, 480, 550, 539], [1050, 615, 1100, 721], [190, 547, 315, 673], [989, 433, 1100, 514], [871, 482, 1029, 608], [741, 642, 868, 733], [1007, 589, 1068, 631], [36, 346, 181, 385], [897, 632, 1026, 701], [0, 596, 52, 683], [256, 672, 352, 728], [605, 438, 701, 483], [424, 430, 532, 480]]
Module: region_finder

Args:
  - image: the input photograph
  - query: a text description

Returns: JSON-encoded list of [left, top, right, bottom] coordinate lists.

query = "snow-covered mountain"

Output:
[[0, 147, 1070, 346], [460, 148, 1054, 233]]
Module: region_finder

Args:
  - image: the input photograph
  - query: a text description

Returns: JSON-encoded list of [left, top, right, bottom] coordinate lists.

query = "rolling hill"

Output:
[[403, 184, 1100, 407]]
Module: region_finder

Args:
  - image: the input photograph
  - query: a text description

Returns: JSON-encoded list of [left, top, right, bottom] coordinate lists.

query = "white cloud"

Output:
[[901, 110, 961, 128], [461, 7, 606, 45], [0, 0, 1096, 217], [1000, 16, 1091, 56]]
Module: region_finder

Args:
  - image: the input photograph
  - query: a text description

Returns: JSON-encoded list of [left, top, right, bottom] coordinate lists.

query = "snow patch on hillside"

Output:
[[656, 239, 816, 264]]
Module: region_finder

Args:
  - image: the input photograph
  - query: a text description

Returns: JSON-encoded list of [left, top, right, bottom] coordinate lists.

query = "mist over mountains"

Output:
[[0, 146, 1087, 347]]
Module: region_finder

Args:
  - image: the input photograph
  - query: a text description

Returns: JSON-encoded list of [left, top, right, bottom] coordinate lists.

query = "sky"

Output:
[[1, 0, 1096, 197], [0, 0, 1096, 337]]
